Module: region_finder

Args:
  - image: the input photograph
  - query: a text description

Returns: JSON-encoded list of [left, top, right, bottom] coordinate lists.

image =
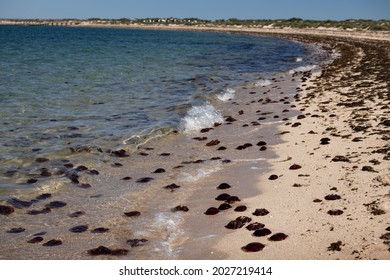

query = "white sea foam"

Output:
[[132, 212, 186, 258], [177, 164, 222, 182], [289, 65, 317, 74], [122, 126, 175, 151], [234, 158, 266, 163], [295, 57, 303, 62], [154, 213, 184, 256], [180, 104, 224, 132], [217, 88, 235, 102], [261, 120, 285, 125], [255, 79, 272, 87]]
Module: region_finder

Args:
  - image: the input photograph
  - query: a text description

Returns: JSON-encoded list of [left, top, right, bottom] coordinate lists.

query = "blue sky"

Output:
[[0, 0, 389, 20]]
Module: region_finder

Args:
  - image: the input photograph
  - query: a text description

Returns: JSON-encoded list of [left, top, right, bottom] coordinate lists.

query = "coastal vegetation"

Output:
[[1, 17, 390, 31]]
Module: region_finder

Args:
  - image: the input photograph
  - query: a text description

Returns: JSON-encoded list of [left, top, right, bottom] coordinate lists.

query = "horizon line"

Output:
[[1, 17, 389, 21]]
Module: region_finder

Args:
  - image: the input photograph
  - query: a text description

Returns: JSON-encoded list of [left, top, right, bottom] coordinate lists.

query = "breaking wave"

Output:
[[216, 88, 235, 102], [255, 79, 272, 87], [177, 164, 222, 182], [180, 104, 224, 133], [289, 65, 317, 74], [123, 126, 176, 150]]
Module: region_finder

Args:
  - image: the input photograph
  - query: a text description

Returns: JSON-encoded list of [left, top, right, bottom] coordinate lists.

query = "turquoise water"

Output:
[[0, 25, 313, 190]]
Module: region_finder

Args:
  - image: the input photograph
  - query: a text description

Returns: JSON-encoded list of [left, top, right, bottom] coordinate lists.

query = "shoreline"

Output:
[[2, 20, 390, 41], [210, 32, 390, 259], [0, 25, 389, 260], [124, 25, 389, 259], [152, 26, 389, 259], [175, 73, 309, 259], [0, 20, 390, 41], [74, 23, 390, 42]]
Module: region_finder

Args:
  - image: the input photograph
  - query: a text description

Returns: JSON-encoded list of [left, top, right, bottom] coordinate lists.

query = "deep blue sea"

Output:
[[0, 25, 316, 191]]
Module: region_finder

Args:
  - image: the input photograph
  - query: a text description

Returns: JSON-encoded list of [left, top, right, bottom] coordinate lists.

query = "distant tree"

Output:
[[118, 18, 131, 24], [287, 17, 303, 22]]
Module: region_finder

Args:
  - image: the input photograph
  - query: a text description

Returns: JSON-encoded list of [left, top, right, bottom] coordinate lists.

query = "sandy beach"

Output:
[[75, 22, 390, 42], [1, 23, 389, 260], [159, 26, 390, 259], [203, 28, 390, 259]]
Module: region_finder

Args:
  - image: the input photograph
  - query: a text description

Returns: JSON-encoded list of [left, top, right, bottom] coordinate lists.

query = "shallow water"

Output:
[[0, 26, 331, 259], [0, 26, 316, 191]]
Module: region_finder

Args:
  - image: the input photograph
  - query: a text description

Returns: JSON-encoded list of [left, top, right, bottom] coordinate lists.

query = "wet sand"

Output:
[[1, 26, 389, 260], [0, 70, 307, 259]]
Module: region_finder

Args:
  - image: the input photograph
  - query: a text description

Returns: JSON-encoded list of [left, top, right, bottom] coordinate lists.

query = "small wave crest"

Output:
[[295, 57, 303, 62], [216, 88, 235, 102], [133, 212, 186, 258], [180, 104, 224, 132], [289, 65, 317, 74], [153, 212, 185, 257], [177, 164, 222, 182], [255, 79, 272, 87], [123, 126, 176, 150]]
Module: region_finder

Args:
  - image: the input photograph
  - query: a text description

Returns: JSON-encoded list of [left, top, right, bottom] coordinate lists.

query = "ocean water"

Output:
[[0, 26, 315, 187], [0, 26, 330, 259]]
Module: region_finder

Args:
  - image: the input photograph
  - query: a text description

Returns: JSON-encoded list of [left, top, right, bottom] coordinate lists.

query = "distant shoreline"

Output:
[[1, 18, 390, 42]]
